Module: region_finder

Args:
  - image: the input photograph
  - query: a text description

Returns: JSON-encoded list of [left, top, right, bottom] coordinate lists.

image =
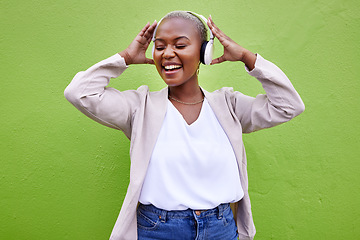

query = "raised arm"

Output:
[[233, 55, 305, 133], [207, 16, 304, 133], [64, 22, 157, 138], [207, 15, 256, 70], [119, 21, 157, 65]]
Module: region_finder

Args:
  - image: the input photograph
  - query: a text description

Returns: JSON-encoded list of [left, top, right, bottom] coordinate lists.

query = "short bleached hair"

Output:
[[161, 11, 208, 43]]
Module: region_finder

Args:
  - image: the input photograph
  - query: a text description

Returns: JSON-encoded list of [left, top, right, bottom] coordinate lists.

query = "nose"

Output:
[[163, 46, 175, 59]]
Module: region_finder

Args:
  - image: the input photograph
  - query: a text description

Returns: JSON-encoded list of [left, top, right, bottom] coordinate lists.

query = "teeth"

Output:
[[164, 65, 181, 70]]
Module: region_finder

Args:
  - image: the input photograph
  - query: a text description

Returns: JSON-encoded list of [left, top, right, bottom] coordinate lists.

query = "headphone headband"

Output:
[[187, 11, 214, 40], [152, 11, 214, 65], [152, 11, 213, 42]]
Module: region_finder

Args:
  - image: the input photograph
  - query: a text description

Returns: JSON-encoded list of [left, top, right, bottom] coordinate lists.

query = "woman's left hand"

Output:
[[207, 16, 256, 70]]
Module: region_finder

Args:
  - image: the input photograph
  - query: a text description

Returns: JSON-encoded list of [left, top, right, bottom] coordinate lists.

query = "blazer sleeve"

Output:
[[232, 54, 305, 133], [64, 54, 146, 138]]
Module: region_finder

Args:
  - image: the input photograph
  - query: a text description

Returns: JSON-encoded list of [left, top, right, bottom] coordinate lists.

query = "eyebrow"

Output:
[[154, 36, 190, 42]]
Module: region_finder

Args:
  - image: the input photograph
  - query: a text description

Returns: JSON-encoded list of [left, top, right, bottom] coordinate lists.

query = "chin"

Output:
[[162, 78, 184, 87], [158, 69, 197, 87]]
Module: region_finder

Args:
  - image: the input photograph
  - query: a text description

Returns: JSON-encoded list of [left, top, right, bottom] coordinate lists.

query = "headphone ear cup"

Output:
[[200, 40, 214, 65], [200, 41, 209, 65]]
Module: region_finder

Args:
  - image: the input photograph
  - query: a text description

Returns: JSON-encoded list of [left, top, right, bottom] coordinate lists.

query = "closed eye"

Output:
[[176, 45, 187, 49]]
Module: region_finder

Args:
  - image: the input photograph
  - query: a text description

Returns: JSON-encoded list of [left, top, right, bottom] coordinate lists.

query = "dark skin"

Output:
[[119, 16, 256, 125], [152, 18, 204, 125]]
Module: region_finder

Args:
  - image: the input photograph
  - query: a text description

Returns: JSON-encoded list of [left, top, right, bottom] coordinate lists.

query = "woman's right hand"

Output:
[[119, 21, 157, 65]]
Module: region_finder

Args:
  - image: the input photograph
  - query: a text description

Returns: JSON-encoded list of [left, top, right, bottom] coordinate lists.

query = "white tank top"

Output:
[[139, 98, 244, 210]]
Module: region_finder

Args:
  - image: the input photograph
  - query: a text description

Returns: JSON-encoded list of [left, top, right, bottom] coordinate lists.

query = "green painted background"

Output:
[[1, 0, 359, 239]]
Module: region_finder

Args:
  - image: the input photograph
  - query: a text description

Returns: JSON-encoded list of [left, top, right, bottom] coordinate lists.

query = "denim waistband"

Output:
[[137, 203, 230, 221]]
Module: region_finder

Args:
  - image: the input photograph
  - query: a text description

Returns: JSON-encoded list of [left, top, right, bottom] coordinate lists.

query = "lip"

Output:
[[161, 61, 182, 77], [162, 67, 182, 77], [162, 61, 182, 67]]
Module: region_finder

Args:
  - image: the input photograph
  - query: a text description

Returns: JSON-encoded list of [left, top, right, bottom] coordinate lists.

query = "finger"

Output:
[[209, 15, 223, 34], [211, 55, 226, 65], [208, 16, 222, 35], [209, 26, 230, 48], [144, 58, 154, 64], [143, 20, 157, 40], [145, 34, 153, 45], [209, 24, 226, 41], [208, 16, 228, 42], [139, 22, 151, 37], [150, 20, 157, 30], [207, 17, 216, 36], [207, 15, 215, 29]]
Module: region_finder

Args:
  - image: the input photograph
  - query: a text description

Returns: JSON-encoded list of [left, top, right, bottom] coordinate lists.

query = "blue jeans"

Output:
[[137, 203, 238, 240]]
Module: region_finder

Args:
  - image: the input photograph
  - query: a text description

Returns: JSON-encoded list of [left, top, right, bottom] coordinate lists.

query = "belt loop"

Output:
[[159, 209, 167, 223], [217, 203, 227, 219]]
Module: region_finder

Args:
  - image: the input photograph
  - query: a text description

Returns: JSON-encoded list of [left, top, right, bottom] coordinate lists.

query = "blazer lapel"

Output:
[[203, 88, 244, 161], [202, 88, 235, 134], [129, 87, 168, 185]]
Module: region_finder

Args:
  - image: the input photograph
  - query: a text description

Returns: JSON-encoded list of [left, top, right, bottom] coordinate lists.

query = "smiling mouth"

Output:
[[163, 65, 182, 72]]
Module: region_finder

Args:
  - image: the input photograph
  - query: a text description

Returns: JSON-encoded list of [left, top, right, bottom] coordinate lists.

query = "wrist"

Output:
[[241, 50, 256, 70], [118, 50, 132, 65]]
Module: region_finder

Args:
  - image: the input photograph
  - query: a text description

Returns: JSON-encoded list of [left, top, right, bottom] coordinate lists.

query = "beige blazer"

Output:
[[64, 54, 305, 240]]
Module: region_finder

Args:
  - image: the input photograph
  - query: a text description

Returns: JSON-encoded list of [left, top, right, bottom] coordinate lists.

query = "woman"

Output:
[[64, 11, 304, 240]]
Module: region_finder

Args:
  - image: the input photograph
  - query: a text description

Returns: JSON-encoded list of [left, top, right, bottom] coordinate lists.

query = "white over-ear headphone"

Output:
[[152, 11, 214, 65]]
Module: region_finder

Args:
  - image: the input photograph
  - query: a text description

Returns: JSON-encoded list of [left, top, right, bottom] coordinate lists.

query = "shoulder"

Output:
[[203, 87, 240, 101], [203, 87, 252, 114], [128, 86, 168, 106], [202, 87, 234, 96], [136, 85, 167, 95], [118, 85, 167, 104], [135, 85, 150, 95]]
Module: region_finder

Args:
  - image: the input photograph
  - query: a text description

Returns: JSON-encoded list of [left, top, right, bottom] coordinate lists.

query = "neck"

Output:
[[168, 76, 203, 102]]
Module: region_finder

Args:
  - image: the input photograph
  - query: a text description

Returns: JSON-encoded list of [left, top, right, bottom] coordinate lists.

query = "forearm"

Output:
[[64, 54, 128, 105], [64, 54, 135, 132], [250, 55, 305, 117], [240, 49, 256, 71], [238, 54, 305, 133]]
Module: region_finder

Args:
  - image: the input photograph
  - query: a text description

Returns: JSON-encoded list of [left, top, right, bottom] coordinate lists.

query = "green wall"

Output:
[[1, 0, 359, 239]]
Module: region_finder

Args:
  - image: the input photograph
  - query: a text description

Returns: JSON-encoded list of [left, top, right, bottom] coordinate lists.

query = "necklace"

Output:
[[168, 95, 204, 105]]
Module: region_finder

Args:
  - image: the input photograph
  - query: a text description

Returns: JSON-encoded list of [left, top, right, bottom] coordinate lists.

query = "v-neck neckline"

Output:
[[167, 98, 207, 126]]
